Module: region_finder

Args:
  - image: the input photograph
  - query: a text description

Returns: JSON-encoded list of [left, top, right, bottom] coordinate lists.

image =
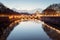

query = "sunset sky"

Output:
[[0, 0, 60, 10]]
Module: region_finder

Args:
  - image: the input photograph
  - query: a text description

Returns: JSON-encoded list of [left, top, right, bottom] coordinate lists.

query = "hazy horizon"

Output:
[[0, 0, 60, 10]]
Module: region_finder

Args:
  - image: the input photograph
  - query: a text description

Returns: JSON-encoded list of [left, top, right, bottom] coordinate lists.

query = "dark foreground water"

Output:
[[7, 21, 51, 40]]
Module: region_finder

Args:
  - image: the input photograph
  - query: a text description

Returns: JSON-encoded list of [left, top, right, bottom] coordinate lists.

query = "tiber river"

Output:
[[7, 21, 51, 40]]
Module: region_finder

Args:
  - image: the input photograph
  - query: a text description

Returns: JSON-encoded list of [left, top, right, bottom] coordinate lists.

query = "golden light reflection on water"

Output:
[[44, 23, 60, 34]]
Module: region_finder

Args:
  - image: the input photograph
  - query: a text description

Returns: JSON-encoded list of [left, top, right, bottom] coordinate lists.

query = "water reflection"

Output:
[[43, 24, 60, 40], [7, 21, 51, 40]]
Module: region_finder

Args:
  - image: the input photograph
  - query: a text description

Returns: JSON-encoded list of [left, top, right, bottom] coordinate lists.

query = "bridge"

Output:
[[0, 14, 60, 40]]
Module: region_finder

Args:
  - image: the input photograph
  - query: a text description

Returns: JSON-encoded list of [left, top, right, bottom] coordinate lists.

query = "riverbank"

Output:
[[41, 17, 60, 30], [42, 23, 60, 40], [0, 17, 19, 40]]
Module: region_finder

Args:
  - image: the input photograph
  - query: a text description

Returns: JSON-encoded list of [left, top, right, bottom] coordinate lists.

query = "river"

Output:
[[7, 21, 51, 40]]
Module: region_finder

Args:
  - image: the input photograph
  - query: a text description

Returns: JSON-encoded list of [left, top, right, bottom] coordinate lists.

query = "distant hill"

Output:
[[28, 8, 43, 13], [47, 4, 60, 11], [0, 3, 14, 13], [0, 2, 43, 15], [43, 3, 60, 14], [12, 8, 43, 14], [0, 3, 21, 15]]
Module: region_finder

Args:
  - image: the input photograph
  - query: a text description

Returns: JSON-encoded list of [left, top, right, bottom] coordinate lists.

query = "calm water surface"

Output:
[[7, 21, 51, 40]]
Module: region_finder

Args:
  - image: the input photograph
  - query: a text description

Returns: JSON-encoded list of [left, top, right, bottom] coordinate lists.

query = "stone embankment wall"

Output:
[[41, 17, 60, 30]]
